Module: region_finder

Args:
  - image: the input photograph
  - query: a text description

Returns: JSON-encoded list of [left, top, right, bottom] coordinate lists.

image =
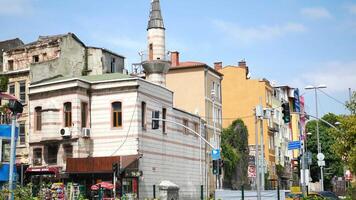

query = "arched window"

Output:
[[64, 102, 72, 127], [35, 107, 42, 131], [112, 102, 122, 127]]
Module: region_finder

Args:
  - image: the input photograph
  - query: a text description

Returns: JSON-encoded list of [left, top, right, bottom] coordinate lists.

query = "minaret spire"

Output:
[[142, 0, 170, 86], [147, 0, 165, 30]]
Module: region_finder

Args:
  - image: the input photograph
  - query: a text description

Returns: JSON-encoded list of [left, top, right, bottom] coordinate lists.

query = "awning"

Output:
[[66, 155, 139, 174], [25, 167, 59, 176]]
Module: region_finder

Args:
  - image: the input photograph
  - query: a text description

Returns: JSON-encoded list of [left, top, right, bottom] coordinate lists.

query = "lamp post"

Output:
[[305, 84, 326, 191]]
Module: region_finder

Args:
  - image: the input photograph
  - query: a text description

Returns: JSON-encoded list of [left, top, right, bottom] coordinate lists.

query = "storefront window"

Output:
[[122, 178, 138, 198], [1, 140, 11, 162]]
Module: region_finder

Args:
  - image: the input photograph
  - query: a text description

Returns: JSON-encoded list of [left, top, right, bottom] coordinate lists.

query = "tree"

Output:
[[306, 113, 344, 190], [346, 91, 356, 114], [221, 119, 249, 189]]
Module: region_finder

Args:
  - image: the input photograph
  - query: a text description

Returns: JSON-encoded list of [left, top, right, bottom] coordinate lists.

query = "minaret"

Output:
[[142, 0, 170, 86]]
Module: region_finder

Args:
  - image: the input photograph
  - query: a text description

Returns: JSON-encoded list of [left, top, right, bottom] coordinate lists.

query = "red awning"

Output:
[[0, 93, 17, 100], [25, 167, 59, 176]]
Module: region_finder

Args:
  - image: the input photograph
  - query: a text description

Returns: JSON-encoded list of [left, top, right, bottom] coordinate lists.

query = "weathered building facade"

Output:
[[1, 33, 125, 169]]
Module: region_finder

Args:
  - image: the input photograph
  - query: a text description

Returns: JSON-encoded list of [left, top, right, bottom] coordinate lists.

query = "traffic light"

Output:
[[213, 160, 218, 175], [112, 163, 120, 177], [219, 159, 224, 175], [212, 159, 223, 175], [282, 102, 291, 123], [291, 158, 300, 174], [152, 111, 160, 129]]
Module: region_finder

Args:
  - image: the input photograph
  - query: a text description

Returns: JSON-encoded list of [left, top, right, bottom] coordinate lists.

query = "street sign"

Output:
[[211, 149, 221, 160], [345, 170, 352, 181], [317, 153, 325, 161], [248, 165, 256, 178], [288, 141, 301, 150], [317, 160, 325, 167]]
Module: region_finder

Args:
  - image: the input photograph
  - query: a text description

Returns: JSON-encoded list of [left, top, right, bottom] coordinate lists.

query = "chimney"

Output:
[[214, 62, 222, 71], [238, 60, 247, 67], [171, 51, 179, 67]]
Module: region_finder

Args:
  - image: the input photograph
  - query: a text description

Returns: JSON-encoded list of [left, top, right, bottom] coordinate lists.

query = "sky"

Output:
[[0, 0, 355, 116]]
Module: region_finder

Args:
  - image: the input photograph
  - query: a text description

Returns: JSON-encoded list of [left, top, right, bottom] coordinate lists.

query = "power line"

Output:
[[317, 88, 346, 107]]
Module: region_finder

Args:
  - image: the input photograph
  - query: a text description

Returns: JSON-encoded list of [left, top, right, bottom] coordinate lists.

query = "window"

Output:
[[63, 144, 73, 163], [81, 102, 88, 128], [269, 135, 275, 150], [141, 102, 146, 130], [8, 84, 15, 96], [183, 119, 188, 134], [1, 140, 10, 162], [111, 58, 116, 73], [35, 107, 42, 131], [149, 43, 153, 61], [19, 123, 25, 145], [112, 102, 122, 127], [47, 145, 58, 165], [162, 108, 166, 134], [19, 81, 26, 103], [32, 55, 39, 63], [33, 148, 42, 166], [194, 122, 199, 135], [64, 102, 72, 127], [8, 60, 14, 71]]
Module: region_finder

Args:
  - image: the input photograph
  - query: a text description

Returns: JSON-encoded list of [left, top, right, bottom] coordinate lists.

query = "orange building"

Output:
[[218, 61, 277, 179]]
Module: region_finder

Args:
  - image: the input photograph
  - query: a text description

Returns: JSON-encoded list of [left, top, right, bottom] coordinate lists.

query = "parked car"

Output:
[[318, 191, 340, 200]]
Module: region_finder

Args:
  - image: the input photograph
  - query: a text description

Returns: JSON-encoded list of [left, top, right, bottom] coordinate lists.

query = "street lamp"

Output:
[[305, 84, 327, 191]]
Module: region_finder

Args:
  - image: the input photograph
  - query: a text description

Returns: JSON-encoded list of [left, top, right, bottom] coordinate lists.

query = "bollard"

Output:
[[153, 184, 156, 198], [201, 185, 204, 200], [277, 180, 280, 200], [241, 185, 244, 200]]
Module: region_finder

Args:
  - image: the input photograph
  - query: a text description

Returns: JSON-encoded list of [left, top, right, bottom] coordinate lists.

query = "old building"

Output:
[[165, 53, 223, 194], [27, 73, 206, 199], [0, 38, 24, 72], [1, 33, 125, 177], [218, 61, 277, 186]]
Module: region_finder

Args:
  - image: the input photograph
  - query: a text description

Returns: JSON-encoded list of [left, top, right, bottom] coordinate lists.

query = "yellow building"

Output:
[[166, 52, 223, 195], [219, 61, 277, 178]]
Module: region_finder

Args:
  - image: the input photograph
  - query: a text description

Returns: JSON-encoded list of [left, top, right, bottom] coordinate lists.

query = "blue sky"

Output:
[[0, 0, 355, 116]]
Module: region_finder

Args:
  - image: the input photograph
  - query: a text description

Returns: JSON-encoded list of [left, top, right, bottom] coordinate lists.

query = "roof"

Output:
[[147, 0, 165, 30], [169, 61, 223, 77], [33, 73, 133, 86], [0, 38, 24, 52], [87, 46, 125, 58], [10, 33, 85, 51]]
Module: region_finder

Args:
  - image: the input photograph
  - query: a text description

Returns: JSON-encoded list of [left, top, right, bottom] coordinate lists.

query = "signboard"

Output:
[[288, 141, 301, 150], [248, 156, 255, 165], [211, 149, 221, 160], [294, 89, 300, 112], [248, 165, 256, 178], [345, 170, 352, 181]]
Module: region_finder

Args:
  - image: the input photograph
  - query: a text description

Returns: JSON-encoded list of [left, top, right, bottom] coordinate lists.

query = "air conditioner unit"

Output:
[[60, 127, 71, 137], [82, 128, 91, 138]]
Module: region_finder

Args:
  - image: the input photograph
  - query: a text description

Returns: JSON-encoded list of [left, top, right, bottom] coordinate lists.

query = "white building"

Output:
[[27, 73, 206, 199]]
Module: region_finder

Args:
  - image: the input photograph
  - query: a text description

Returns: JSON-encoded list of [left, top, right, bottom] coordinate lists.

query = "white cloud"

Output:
[[301, 7, 332, 19], [291, 61, 356, 93], [212, 20, 306, 44], [0, 0, 33, 16], [347, 4, 356, 15]]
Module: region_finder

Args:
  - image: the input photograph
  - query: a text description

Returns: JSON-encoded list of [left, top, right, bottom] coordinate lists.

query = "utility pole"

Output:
[[259, 97, 265, 191], [8, 99, 23, 200], [254, 107, 261, 200], [8, 114, 17, 200], [211, 89, 220, 190], [305, 85, 326, 191]]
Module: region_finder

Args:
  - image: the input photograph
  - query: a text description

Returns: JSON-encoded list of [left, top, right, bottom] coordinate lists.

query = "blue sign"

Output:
[[211, 149, 221, 160], [294, 89, 300, 112], [288, 141, 301, 150], [0, 125, 18, 182]]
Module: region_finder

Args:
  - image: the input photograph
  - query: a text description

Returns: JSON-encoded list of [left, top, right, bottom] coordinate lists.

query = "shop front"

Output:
[[66, 155, 141, 199]]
